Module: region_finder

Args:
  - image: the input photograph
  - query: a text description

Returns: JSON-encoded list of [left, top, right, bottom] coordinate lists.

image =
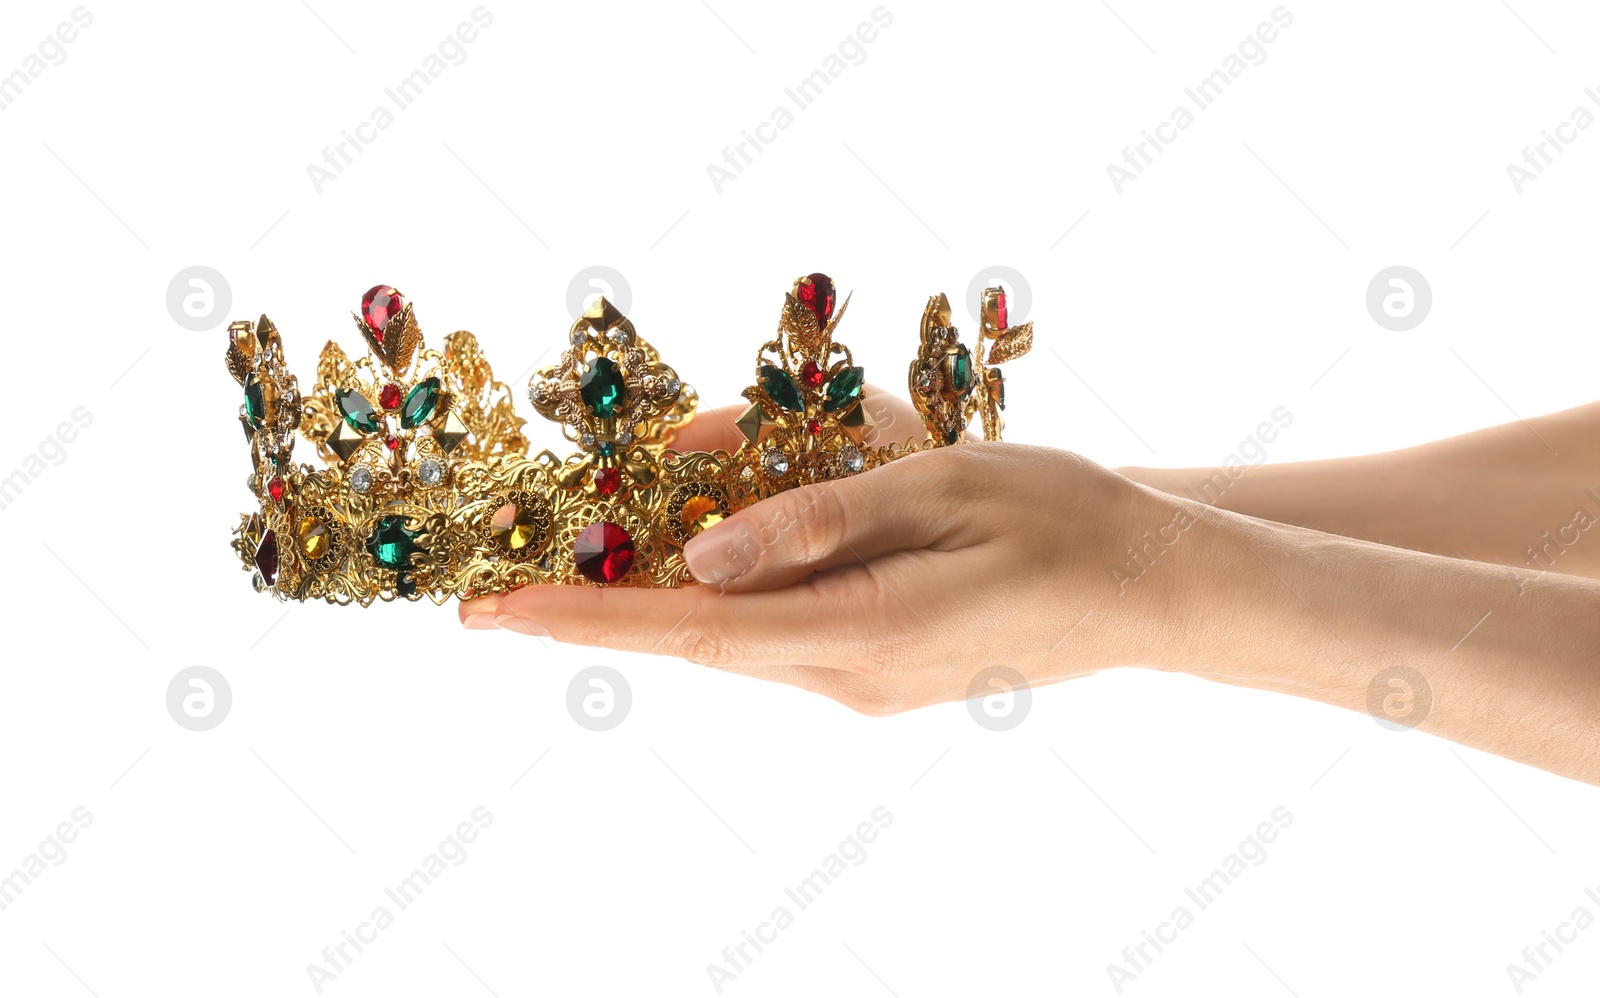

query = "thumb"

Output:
[[682, 448, 966, 593]]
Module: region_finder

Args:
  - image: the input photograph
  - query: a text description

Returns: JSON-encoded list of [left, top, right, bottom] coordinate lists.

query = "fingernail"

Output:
[[684, 522, 757, 585], [494, 614, 549, 637], [463, 612, 499, 630]]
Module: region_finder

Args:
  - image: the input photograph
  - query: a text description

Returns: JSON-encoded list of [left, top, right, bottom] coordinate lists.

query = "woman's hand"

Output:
[[459, 438, 1202, 715]]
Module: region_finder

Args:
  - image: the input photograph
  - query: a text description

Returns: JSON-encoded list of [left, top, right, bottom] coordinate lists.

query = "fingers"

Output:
[[665, 386, 924, 453], [666, 403, 748, 453], [682, 446, 985, 593], [458, 582, 867, 669]]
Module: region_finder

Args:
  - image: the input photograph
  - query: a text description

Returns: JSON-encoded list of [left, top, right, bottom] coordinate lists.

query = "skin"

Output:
[[460, 391, 1600, 786]]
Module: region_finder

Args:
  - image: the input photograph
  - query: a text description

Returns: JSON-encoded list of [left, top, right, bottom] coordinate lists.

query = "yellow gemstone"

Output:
[[490, 502, 542, 552], [680, 495, 725, 537], [297, 515, 330, 559]]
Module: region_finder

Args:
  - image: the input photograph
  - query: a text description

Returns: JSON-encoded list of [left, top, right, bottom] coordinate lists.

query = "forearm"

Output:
[[1119, 401, 1600, 580], [1162, 498, 1600, 785]]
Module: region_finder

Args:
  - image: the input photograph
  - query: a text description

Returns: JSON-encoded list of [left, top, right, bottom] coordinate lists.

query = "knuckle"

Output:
[[785, 483, 849, 566]]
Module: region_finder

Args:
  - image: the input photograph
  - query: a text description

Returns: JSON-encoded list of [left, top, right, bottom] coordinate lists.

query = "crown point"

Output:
[[795, 273, 836, 324], [582, 296, 624, 331], [361, 285, 405, 341]]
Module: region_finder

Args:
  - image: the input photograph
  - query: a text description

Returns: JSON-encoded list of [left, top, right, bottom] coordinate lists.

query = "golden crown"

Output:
[[227, 274, 1034, 603]]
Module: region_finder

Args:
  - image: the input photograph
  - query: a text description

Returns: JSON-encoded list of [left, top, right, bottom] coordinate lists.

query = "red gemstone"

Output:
[[805, 417, 822, 437], [361, 285, 405, 341], [267, 476, 285, 502], [995, 289, 1008, 330], [594, 467, 623, 497], [379, 383, 403, 410], [254, 530, 279, 585], [574, 521, 635, 584], [384, 434, 400, 451], [800, 360, 825, 387], [796, 273, 835, 323]]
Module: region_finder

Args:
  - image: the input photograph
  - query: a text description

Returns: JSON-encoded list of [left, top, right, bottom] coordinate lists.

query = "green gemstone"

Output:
[[993, 366, 1006, 410], [581, 357, 626, 418], [945, 427, 961, 445], [760, 365, 804, 411], [243, 376, 265, 427], [337, 389, 380, 434], [823, 366, 864, 412], [952, 346, 973, 394], [395, 572, 417, 598], [598, 441, 616, 458], [401, 377, 440, 429], [365, 515, 420, 570]]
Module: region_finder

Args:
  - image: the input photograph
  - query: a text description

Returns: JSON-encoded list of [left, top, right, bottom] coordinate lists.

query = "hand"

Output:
[[459, 426, 1199, 715]]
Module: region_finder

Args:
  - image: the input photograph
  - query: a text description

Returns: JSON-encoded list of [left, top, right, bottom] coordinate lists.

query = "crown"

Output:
[[227, 274, 1034, 604]]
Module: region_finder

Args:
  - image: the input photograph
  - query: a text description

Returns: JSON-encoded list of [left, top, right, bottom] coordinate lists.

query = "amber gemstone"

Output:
[[679, 496, 725, 536], [574, 521, 634, 584], [796, 273, 835, 323], [362, 286, 404, 339], [379, 384, 402, 410], [297, 515, 330, 559], [489, 502, 544, 553]]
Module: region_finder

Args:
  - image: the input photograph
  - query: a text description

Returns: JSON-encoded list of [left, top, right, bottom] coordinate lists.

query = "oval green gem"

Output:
[[581, 357, 626, 419], [823, 366, 864, 412], [760, 365, 805, 411], [243, 375, 265, 427], [401, 377, 441, 429], [365, 515, 420, 570], [337, 388, 380, 434], [952, 345, 974, 394]]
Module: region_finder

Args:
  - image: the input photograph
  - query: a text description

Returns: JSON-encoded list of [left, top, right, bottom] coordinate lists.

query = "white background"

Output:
[[1, 0, 1598, 995]]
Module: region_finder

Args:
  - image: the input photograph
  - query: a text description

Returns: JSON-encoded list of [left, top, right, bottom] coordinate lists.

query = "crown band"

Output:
[[227, 274, 1034, 603]]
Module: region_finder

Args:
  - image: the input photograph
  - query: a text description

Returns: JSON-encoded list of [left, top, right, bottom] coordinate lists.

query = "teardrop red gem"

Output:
[[361, 286, 404, 341]]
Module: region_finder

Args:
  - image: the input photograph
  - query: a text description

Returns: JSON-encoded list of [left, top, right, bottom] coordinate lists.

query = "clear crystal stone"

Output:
[[608, 327, 632, 346], [580, 432, 597, 449], [840, 447, 865, 474], [763, 449, 790, 476], [350, 466, 373, 494], [663, 377, 683, 396], [417, 458, 443, 486], [570, 329, 588, 347], [617, 431, 634, 446]]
